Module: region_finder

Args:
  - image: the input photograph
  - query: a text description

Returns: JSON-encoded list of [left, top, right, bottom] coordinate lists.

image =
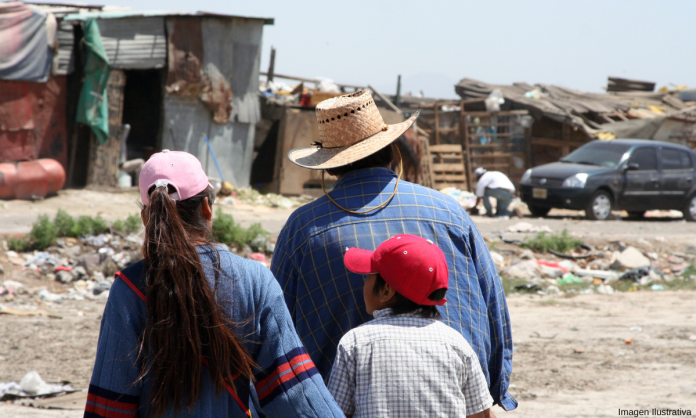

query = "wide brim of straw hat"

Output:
[[287, 112, 419, 170]]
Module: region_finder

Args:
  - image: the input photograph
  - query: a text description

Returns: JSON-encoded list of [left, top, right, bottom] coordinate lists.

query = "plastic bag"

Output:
[[485, 89, 505, 112]]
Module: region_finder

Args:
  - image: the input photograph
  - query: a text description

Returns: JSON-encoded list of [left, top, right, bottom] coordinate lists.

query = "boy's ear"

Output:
[[379, 282, 396, 303]]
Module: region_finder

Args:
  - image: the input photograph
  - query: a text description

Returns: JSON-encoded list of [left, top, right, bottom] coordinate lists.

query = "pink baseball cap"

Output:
[[139, 150, 212, 205], [344, 234, 449, 306]]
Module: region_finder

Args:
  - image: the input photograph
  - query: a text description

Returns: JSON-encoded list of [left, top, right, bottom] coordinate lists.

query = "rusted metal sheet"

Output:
[[166, 17, 204, 93], [166, 17, 234, 124], [229, 17, 263, 125], [97, 17, 167, 69], [0, 75, 68, 169]]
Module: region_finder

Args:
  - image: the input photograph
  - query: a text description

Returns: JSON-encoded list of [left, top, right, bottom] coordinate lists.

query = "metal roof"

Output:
[[63, 10, 274, 25]]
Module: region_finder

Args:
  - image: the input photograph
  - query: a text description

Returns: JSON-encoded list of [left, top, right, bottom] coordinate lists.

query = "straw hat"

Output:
[[287, 90, 419, 170]]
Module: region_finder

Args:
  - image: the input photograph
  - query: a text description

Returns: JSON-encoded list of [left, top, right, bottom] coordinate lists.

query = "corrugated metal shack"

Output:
[[62, 10, 273, 188], [0, 2, 86, 173]]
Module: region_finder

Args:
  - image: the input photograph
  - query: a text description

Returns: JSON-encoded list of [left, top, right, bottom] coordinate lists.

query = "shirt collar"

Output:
[[332, 167, 396, 190], [372, 308, 393, 318], [372, 308, 428, 320]]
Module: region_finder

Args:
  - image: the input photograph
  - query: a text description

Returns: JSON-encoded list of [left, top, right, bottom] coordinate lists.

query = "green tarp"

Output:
[[76, 19, 111, 144]]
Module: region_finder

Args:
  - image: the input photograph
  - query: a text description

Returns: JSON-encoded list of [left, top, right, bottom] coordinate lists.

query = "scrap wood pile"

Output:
[[489, 222, 696, 295]]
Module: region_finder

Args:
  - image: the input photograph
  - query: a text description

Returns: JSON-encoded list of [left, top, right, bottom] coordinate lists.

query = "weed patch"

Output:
[[521, 229, 582, 254], [7, 211, 142, 252], [212, 210, 269, 252]]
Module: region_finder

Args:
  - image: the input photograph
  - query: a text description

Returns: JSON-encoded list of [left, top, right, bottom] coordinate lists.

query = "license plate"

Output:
[[533, 188, 547, 199]]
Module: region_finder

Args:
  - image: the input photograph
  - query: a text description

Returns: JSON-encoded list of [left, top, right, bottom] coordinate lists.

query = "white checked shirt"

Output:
[[327, 309, 494, 417]]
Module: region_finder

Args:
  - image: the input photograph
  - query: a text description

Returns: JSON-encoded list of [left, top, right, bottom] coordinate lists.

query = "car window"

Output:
[[680, 151, 693, 169], [661, 149, 683, 170], [561, 142, 631, 167], [628, 147, 657, 170], [661, 148, 694, 170]]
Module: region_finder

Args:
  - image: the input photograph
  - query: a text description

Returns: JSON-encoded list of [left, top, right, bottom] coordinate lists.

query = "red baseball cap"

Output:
[[139, 150, 212, 205], [344, 234, 449, 306]]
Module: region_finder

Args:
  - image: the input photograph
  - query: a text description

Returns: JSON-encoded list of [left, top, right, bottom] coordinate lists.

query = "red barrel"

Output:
[[0, 159, 66, 200]]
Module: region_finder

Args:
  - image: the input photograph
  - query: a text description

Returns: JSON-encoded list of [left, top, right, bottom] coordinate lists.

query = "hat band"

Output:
[[312, 125, 389, 149]]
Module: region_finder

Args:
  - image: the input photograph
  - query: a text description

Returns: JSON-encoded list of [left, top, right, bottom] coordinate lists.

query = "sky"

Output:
[[59, 0, 696, 99]]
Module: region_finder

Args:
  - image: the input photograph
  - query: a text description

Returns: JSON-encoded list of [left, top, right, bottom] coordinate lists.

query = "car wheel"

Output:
[[626, 211, 645, 220], [528, 205, 551, 218], [684, 195, 696, 222], [585, 191, 613, 220]]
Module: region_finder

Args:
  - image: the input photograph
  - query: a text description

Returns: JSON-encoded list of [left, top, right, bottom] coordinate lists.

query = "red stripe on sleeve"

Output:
[[256, 355, 316, 400], [85, 401, 136, 418], [87, 393, 138, 412], [115, 271, 146, 302], [255, 353, 312, 392]]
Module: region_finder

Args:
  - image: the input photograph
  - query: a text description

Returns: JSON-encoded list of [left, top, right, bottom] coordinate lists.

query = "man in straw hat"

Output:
[[271, 90, 517, 413]]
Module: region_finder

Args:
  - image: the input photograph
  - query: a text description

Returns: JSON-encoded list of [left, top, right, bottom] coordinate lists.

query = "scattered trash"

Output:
[[0, 371, 74, 400], [0, 307, 61, 319], [544, 285, 561, 295], [597, 284, 614, 294], [514, 283, 541, 292], [506, 222, 552, 233], [490, 251, 505, 268], [629, 327, 642, 332], [38, 289, 63, 303], [611, 247, 651, 270], [248, 253, 269, 268], [650, 284, 665, 291], [557, 273, 584, 284], [625, 338, 633, 345], [575, 269, 619, 283], [439, 188, 477, 209]]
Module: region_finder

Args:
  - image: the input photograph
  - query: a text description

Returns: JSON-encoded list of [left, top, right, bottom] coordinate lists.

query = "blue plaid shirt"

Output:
[[271, 167, 517, 411]]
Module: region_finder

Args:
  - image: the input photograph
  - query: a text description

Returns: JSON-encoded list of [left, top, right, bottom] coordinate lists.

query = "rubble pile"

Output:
[[0, 232, 143, 305], [217, 185, 313, 209], [491, 224, 695, 295]]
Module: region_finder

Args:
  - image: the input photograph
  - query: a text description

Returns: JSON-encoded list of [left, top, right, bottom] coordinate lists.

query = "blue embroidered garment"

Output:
[[85, 246, 344, 418], [271, 168, 517, 411]]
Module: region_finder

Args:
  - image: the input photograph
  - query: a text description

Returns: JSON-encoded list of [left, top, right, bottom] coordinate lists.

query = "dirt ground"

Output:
[[1, 191, 695, 417]]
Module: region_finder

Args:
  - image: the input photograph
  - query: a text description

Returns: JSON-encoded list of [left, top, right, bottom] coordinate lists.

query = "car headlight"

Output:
[[562, 173, 588, 188], [521, 169, 532, 184]]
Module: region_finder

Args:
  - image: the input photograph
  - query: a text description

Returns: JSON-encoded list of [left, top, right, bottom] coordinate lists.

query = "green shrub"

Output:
[[73, 215, 95, 237], [521, 229, 582, 254], [8, 236, 31, 252], [29, 214, 58, 250], [124, 213, 141, 234], [54, 209, 76, 237], [212, 210, 269, 250]]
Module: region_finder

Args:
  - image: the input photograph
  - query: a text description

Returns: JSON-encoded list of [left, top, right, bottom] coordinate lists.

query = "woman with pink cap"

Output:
[[84, 150, 343, 418]]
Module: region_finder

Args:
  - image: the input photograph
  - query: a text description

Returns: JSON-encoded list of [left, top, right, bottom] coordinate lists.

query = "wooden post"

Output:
[[368, 84, 402, 115], [267, 47, 276, 83], [395, 74, 401, 108], [460, 100, 473, 192], [86, 70, 126, 188], [434, 102, 440, 145]]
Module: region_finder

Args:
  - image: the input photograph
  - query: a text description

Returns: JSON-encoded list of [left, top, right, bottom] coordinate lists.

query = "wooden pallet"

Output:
[[430, 144, 467, 190]]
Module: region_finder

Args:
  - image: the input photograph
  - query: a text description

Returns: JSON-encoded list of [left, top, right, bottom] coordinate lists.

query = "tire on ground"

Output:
[[683, 194, 696, 222]]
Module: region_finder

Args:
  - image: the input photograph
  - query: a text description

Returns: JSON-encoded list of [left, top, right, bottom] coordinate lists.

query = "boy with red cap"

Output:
[[327, 234, 494, 418]]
